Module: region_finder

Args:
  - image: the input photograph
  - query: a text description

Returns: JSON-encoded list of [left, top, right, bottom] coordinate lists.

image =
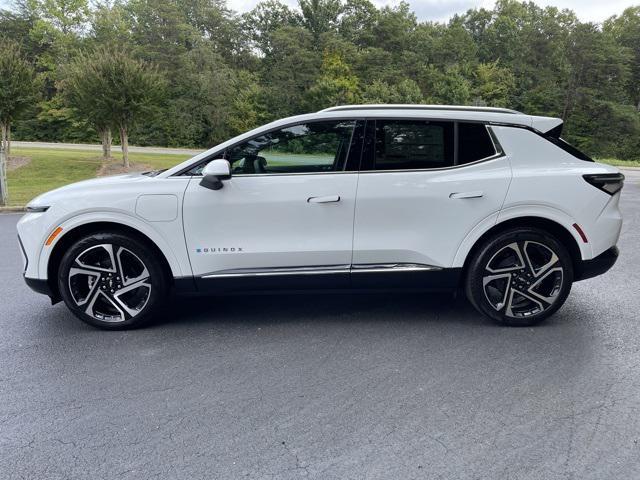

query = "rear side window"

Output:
[[458, 123, 498, 164], [374, 120, 454, 170]]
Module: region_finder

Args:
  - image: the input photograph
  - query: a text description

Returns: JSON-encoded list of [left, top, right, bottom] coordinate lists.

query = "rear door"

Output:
[[351, 119, 512, 288]]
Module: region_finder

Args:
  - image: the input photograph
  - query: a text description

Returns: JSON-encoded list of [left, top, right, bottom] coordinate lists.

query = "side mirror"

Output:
[[200, 159, 231, 190]]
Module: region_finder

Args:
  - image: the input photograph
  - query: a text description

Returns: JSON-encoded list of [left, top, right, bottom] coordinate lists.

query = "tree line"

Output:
[[1, 0, 640, 166]]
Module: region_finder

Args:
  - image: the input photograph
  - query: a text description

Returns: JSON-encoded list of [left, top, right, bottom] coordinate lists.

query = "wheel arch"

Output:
[[458, 216, 584, 285], [46, 221, 176, 302]]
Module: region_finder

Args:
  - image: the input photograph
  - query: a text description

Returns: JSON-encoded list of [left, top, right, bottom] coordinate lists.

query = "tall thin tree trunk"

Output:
[[105, 128, 112, 159], [0, 122, 6, 153], [120, 126, 129, 168], [100, 128, 112, 159], [0, 126, 7, 206], [100, 129, 106, 159], [6, 122, 10, 157]]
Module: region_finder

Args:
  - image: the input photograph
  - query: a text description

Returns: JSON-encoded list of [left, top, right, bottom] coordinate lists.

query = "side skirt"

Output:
[[185, 265, 462, 295]]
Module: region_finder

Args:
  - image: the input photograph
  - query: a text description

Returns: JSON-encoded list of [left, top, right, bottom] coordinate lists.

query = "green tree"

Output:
[[307, 49, 360, 109], [2, 0, 640, 163], [89, 0, 132, 49], [242, 1, 300, 55], [62, 54, 114, 158], [0, 39, 40, 205], [472, 61, 515, 107], [261, 26, 320, 118], [63, 48, 165, 167], [422, 65, 471, 105], [299, 0, 343, 42], [21, 0, 90, 69], [338, 0, 378, 46], [0, 39, 40, 155], [605, 7, 640, 110], [362, 79, 423, 104]]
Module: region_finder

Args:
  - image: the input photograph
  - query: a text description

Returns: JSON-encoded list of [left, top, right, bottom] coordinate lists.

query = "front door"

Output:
[[183, 119, 363, 291]]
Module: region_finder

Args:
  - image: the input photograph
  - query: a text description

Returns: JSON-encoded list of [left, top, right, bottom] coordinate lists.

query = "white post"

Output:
[[0, 144, 7, 206]]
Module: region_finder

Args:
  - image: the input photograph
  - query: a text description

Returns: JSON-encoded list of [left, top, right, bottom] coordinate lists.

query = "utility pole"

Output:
[[0, 144, 7, 206]]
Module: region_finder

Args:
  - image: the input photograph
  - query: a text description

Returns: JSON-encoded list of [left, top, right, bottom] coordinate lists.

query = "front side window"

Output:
[[374, 120, 454, 170], [223, 120, 356, 175]]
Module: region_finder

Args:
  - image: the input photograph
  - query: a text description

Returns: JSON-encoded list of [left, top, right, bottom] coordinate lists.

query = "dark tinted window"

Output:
[[458, 123, 497, 164], [374, 120, 454, 170]]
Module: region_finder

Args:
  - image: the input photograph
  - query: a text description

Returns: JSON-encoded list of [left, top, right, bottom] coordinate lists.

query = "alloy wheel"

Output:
[[482, 241, 564, 318], [68, 244, 152, 322]]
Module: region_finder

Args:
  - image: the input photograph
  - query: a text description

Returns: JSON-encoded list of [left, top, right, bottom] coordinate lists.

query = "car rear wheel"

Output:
[[465, 227, 573, 326], [57, 232, 168, 329]]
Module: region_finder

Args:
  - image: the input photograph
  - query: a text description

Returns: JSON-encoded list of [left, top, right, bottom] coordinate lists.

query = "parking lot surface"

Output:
[[1, 172, 639, 479]]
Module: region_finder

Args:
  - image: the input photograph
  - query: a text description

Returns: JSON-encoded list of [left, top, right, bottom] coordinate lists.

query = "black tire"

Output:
[[465, 227, 573, 327], [57, 232, 169, 329]]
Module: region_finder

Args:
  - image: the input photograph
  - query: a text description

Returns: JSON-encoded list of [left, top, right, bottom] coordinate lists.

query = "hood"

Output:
[[27, 172, 151, 208]]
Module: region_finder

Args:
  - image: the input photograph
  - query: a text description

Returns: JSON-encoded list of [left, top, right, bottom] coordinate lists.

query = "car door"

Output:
[[182, 119, 364, 292], [351, 119, 512, 288]]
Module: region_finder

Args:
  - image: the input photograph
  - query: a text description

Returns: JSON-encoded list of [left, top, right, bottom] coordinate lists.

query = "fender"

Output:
[[452, 204, 593, 268], [35, 210, 191, 280]]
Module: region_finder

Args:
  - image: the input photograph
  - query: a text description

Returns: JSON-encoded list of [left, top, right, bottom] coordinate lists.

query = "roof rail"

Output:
[[319, 104, 522, 115]]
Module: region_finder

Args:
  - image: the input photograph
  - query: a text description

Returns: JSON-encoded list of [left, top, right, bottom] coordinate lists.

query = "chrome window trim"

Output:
[[357, 153, 505, 174], [172, 117, 516, 177], [184, 170, 358, 178], [486, 125, 503, 156], [183, 153, 504, 177], [182, 141, 506, 178]]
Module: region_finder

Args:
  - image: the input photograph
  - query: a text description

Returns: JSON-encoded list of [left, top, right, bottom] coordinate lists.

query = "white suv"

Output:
[[17, 105, 624, 329]]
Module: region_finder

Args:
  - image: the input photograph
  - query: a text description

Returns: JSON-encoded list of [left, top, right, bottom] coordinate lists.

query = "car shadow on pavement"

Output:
[[150, 291, 491, 329]]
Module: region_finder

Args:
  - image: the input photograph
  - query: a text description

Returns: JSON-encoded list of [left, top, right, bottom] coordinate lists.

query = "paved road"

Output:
[[13, 140, 204, 156], [1, 177, 639, 480]]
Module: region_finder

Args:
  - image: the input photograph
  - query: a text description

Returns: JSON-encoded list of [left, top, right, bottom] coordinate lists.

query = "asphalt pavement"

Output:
[[1, 174, 639, 479]]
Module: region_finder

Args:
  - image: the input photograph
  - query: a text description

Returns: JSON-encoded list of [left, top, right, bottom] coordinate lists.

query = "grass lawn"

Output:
[[4, 147, 639, 207], [595, 158, 640, 168], [6, 148, 191, 206]]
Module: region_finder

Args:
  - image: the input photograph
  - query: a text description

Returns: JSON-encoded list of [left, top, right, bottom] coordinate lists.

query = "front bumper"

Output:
[[23, 276, 61, 304], [24, 277, 53, 296], [575, 246, 619, 281]]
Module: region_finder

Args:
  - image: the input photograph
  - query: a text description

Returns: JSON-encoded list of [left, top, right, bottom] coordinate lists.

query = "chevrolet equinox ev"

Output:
[[17, 105, 624, 329]]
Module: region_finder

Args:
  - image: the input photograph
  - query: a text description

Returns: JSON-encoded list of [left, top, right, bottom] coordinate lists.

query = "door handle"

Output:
[[308, 195, 341, 204], [449, 191, 484, 199]]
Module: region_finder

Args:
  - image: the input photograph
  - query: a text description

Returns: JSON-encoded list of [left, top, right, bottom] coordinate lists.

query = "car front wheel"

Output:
[[465, 227, 574, 326], [57, 232, 168, 329]]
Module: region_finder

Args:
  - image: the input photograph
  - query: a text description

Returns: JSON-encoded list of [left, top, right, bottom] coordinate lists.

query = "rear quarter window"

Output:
[[458, 123, 498, 165]]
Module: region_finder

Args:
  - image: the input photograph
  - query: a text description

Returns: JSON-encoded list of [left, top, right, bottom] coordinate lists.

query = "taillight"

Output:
[[583, 173, 624, 195]]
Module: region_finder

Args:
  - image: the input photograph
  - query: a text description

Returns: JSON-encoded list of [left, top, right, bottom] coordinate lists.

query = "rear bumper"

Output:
[[575, 246, 619, 281]]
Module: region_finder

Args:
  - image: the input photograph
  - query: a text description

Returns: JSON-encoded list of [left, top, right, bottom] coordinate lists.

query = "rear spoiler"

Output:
[[531, 116, 563, 138]]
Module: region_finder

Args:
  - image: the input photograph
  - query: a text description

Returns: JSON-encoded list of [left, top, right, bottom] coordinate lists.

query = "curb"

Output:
[[0, 206, 26, 213]]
